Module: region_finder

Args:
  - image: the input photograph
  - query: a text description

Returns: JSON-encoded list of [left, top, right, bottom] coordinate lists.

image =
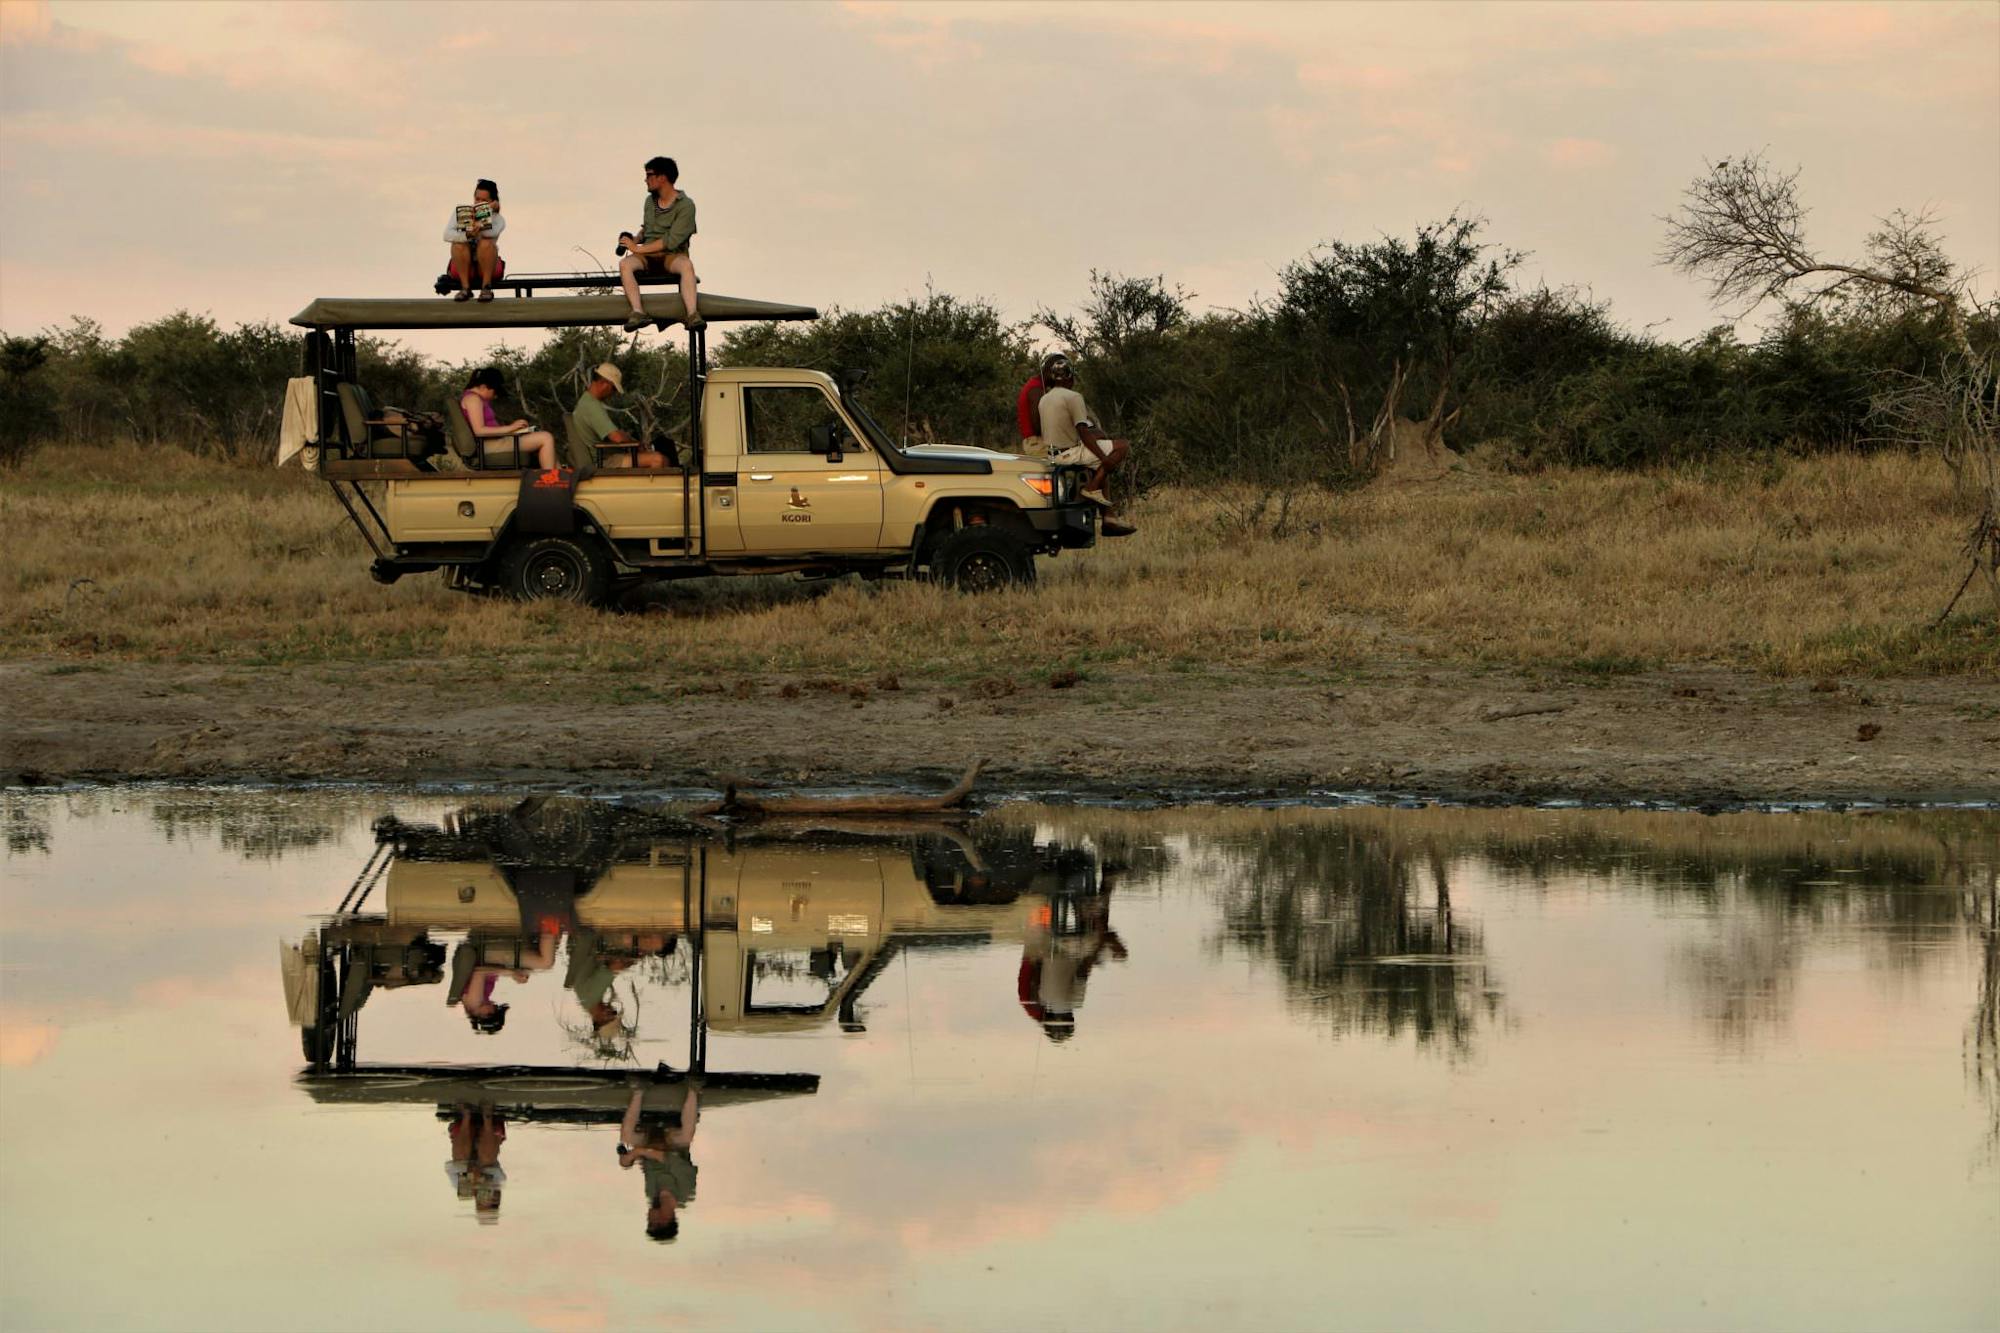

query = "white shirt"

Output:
[[443, 208, 507, 244]]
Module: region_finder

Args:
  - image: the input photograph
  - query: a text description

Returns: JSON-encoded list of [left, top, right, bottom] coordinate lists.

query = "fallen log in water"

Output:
[[690, 758, 984, 820]]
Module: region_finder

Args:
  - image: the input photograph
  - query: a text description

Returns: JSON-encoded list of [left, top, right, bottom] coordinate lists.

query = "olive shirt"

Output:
[[641, 1148, 698, 1206], [563, 926, 616, 1009], [566, 391, 620, 468], [640, 191, 697, 254]]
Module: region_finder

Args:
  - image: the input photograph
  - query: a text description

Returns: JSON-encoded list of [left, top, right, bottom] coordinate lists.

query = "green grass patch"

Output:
[[1779, 615, 2000, 677]]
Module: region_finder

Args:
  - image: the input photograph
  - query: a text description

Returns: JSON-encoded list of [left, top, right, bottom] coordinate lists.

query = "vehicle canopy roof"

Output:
[[290, 292, 818, 331]]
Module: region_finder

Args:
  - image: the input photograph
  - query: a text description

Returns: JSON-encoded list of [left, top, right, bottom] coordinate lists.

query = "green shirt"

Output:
[[641, 1149, 697, 1205], [571, 390, 618, 447], [640, 191, 697, 252]]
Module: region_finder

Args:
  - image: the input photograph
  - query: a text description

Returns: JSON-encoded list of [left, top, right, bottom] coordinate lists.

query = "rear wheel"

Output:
[[499, 534, 613, 606], [930, 525, 1036, 592]]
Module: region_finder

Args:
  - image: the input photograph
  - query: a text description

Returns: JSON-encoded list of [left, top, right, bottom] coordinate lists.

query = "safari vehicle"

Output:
[[291, 281, 1099, 606]]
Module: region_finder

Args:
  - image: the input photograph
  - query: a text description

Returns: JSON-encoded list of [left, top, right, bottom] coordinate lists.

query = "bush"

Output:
[[723, 287, 1032, 448], [0, 336, 57, 468], [2, 226, 1979, 479]]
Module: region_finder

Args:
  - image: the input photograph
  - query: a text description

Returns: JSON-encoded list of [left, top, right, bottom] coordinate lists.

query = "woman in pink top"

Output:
[[461, 367, 559, 472]]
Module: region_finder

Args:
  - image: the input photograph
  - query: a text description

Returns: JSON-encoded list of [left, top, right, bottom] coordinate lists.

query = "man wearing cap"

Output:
[[567, 362, 648, 470], [1036, 353, 1136, 537]]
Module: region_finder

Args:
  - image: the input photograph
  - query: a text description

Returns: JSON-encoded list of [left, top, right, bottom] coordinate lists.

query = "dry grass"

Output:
[[1, 445, 1992, 680]]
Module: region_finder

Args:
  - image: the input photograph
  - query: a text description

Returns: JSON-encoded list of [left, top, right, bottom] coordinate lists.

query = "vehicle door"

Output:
[[733, 384, 884, 553]]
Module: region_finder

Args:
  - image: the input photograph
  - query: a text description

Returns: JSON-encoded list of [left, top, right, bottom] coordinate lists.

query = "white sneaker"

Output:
[[1081, 487, 1111, 508]]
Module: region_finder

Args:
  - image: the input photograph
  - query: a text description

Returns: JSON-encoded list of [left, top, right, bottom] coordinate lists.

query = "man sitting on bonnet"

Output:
[[1036, 352, 1136, 537], [568, 363, 664, 469]]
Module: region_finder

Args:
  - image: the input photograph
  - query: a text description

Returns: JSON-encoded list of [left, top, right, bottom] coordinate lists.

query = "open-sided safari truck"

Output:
[[291, 282, 1099, 606]]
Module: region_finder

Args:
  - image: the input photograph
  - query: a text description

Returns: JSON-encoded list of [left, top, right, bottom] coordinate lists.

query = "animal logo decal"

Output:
[[787, 487, 812, 510]]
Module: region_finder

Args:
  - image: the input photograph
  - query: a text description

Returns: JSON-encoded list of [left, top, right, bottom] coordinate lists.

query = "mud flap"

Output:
[[516, 467, 579, 535]]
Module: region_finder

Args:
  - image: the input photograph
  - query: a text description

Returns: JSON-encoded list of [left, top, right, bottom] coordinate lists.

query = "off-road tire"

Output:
[[930, 525, 1036, 592], [499, 534, 613, 607]]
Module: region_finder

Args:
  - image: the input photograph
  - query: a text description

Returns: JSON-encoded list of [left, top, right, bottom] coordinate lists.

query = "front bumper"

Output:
[[1026, 502, 1098, 549]]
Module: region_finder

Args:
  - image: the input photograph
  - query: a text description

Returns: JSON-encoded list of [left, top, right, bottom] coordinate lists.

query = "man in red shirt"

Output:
[[1014, 353, 1063, 456]]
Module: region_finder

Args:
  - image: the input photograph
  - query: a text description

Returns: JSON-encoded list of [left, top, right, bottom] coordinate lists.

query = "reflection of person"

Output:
[[460, 367, 560, 473], [565, 926, 634, 1052], [445, 1105, 508, 1223], [618, 1084, 699, 1242], [1017, 865, 1128, 1042], [1036, 353, 1136, 536], [447, 931, 558, 1034], [618, 156, 701, 333], [444, 179, 506, 302]]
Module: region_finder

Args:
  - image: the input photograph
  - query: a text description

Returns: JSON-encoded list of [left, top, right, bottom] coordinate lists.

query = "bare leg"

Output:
[[1084, 440, 1126, 496], [450, 242, 472, 290], [476, 239, 498, 288], [668, 253, 699, 321], [618, 253, 646, 313], [524, 430, 558, 471]]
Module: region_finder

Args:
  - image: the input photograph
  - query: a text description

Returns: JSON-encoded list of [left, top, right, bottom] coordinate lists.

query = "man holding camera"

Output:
[[619, 156, 701, 334]]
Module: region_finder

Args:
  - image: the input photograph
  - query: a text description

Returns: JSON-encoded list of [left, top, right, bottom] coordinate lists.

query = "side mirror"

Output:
[[808, 422, 845, 462]]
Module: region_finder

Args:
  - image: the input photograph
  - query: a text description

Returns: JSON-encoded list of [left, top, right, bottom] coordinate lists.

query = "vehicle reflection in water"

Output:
[[9, 788, 1994, 1326], [282, 799, 1140, 1234]]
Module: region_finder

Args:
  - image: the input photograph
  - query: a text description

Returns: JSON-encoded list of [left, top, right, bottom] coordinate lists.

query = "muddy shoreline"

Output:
[[0, 652, 1992, 800], [3, 659, 1996, 806]]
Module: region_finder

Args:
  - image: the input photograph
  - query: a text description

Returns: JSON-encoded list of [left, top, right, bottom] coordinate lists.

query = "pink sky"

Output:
[[1, 0, 1995, 356]]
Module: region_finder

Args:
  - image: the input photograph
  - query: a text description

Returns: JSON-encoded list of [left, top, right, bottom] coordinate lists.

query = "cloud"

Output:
[[1547, 137, 1616, 169], [1, 111, 389, 163], [0, 1016, 59, 1068], [0, 0, 99, 51]]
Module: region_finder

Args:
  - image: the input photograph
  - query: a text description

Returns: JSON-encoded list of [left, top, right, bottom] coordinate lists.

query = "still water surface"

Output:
[[1, 790, 1995, 1332]]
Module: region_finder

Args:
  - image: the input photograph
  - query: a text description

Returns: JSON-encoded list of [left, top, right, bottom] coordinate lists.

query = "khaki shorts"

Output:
[[1049, 441, 1099, 467]]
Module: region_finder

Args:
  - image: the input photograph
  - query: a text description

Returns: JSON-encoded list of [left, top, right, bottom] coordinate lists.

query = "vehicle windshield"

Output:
[[842, 394, 904, 456]]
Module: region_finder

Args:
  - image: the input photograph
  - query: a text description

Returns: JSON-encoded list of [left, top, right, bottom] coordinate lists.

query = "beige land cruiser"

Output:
[[290, 284, 1098, 606]]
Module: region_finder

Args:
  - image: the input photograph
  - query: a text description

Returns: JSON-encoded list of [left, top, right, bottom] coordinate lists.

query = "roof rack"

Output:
[[290, 291, 818, 331], [430, 268, 691, 299]]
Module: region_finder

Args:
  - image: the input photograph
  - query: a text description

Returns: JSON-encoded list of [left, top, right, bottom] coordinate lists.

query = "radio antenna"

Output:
[[901, 300, 916, 448]]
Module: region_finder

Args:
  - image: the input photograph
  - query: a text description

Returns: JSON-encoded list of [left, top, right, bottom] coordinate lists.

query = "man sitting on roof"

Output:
[[567, 362, 660, 470], [618, 156, 702, 334]]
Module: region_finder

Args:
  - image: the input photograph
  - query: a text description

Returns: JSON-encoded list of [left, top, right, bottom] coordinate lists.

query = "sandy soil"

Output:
[[3, 658, 1994, 804]]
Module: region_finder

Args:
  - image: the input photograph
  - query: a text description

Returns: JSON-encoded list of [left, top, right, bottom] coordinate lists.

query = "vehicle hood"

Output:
[[904, 444, 1025, 463]]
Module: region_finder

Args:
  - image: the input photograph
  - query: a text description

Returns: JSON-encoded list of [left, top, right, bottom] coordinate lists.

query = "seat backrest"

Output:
[[444, 394, 480, 461], [337, 383, 375, 450]]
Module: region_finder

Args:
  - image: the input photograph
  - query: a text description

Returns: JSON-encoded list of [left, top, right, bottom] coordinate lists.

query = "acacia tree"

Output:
[[1662, 153, 1999, 618]]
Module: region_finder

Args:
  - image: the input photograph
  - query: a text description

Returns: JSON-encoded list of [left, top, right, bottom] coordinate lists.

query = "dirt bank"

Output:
[[3, 659, 1994, 804]]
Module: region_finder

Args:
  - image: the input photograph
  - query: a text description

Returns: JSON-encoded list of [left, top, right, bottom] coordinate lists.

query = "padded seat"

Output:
[[337, 382, 441, 462]]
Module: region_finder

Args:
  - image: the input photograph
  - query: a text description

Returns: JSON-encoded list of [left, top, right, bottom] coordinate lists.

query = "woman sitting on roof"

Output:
[[444, 179, 506, 303], [461, 367, 560, 472]]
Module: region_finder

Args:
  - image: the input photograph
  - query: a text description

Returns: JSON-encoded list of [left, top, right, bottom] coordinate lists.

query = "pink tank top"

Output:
[[463, 392, 499, 431]]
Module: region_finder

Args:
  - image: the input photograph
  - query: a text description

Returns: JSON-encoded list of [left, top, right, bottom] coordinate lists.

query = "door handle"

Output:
[[748, 472, 774, 481]]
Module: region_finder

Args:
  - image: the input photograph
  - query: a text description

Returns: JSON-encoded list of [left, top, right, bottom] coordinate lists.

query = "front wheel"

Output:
[[498, 534, 613, 606], [930, 525, 1036, 592]]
